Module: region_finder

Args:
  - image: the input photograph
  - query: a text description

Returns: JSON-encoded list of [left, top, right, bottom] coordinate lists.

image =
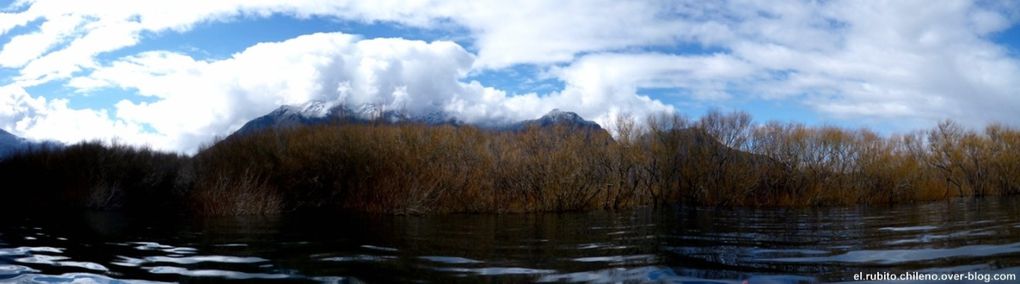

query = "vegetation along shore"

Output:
[[2, 110, 1018, 215]]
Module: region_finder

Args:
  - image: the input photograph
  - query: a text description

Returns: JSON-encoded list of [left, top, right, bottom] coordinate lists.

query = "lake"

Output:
[[3, 197, 1020, 283]]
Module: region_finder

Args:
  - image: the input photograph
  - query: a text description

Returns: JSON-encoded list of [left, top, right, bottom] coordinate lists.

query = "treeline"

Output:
[[1, 111, 1019, 215]]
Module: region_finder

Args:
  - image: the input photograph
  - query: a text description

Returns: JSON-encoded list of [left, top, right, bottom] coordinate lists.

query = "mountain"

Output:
[[231, 101, 336, 137], [231, 101, 464, 138], [0, 129, 23, 155], [509, 108, 603, 131], [231, 101, 609, 139], [0, 129, 60, 158]]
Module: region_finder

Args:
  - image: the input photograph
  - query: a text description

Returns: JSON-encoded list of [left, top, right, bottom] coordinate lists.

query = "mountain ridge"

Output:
[[0, 129, 61, 158], [231, 101, 603, 139]]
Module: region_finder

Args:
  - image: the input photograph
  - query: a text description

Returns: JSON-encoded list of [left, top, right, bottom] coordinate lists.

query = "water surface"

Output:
[[3, 197, 1020, 283]]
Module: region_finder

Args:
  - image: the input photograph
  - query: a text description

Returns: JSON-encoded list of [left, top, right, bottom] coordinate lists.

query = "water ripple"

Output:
[[147, 266, 291, 279], [320, 255, 395, 262], [0, 264, 38, 278], [0, 246, 63, 256], [360, 244, 399, 252], [9, 272, 170, 284], [2, 197, 1020, 282], [144, 255, 268, 264], [762, 242, 1020, 265], [418, 256, 483, 264], [437, 266, 556, 275], [878, 225, 938, 232], [573, 254, 658, 264]]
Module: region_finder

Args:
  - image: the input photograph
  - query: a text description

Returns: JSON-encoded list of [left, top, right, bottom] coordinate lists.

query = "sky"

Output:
[[0, 0, 1019, 153]]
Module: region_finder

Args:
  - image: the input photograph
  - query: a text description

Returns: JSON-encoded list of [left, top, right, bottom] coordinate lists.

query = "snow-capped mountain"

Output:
[[231, 101, 464, 137], [231, 101, 336, 136], [231, 102, 606, 139]]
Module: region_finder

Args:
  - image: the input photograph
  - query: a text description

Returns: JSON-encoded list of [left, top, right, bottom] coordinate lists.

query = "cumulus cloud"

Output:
[[68, 33, 471, 152], [67, 33, 671, 152], [0, 85, 164, 147]]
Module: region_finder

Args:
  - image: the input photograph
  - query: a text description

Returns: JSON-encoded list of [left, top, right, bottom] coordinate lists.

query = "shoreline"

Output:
[[2, 111, 1018, 216]]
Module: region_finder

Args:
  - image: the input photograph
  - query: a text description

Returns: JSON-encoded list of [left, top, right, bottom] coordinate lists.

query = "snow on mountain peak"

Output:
[[233, 101, 603, 139]]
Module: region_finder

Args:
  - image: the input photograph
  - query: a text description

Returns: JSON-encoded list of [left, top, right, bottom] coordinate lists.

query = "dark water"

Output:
[[3, 198, 1020, 283]]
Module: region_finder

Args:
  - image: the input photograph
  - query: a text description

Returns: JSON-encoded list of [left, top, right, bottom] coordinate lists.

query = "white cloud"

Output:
[[1, 0, 312, 85], [768, 0, 1020, 127], [443, 0, 686, 69], [581, 0, 1020, 129], [0, 85, 166, 147], [0, 0, 701, 85], [15, 19, 143, 85], [0, 85, 46, 122], [550, 53, 758, 111], [1, 0, 1020, 152], [0, 13, 82, 68], [66, 32, 674, 153]]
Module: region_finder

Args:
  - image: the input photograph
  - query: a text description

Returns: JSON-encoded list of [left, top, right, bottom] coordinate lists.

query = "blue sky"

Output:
[[1, 1, 1019, 152]]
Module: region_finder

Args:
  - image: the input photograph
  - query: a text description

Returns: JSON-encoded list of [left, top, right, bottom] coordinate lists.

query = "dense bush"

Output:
[[0, 142, 190, 212], [2, 111, 1019, 215]]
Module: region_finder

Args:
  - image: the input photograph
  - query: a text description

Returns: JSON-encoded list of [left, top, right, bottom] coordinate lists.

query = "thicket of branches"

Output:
[[1, 110, 1018, 215]]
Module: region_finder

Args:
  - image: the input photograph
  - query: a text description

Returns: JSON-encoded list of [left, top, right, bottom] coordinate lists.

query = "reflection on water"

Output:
[[3, 197, 1020, 283]]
